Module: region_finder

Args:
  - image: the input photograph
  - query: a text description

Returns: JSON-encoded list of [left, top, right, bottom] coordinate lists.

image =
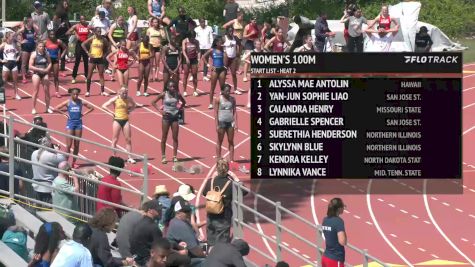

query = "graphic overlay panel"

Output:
[[250, 53, 462, 193]]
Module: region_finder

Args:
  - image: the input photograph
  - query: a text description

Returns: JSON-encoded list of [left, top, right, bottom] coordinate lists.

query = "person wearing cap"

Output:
[[166, 198, 206, 264], [52, 161, 79, 218], [153, 185, 171, 230], [414, 26, 433, 52], [96, 0, 114, 21], [116, 202, 148, 258], [31, 1, 51, 40], [172, 184, 205, 237], [204, 239, 250, 267], [31, 136, 67, 204], [130, 200, 164, 266]]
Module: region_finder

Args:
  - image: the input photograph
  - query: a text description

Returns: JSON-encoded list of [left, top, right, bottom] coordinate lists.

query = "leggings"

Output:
[[72, 41, 89, 79]]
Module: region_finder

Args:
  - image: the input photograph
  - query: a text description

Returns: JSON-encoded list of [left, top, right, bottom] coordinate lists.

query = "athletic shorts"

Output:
[[89, 58, 104, 65], [244, 39, 255, 50], [214, 67, 226, 76], [128, 32, 139, 41], [21, 43, 35, 53], [187, 58, 198, 65], [163, 112, 179, 123], [34, 72, 47, 79], [218, 121, 234, 129], [118, 68, 128, 74], [321, 255, 344, 267], [151, 46, 161, 54], [50, 58, 59, 64], [114, 119, 128, 128], [2, 61, 18, 72], [66, 120, 83, 130]]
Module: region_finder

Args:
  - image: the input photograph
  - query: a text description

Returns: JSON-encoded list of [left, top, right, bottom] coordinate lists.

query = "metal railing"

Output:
[[231, 182, 390, 267], [0, 116, 148, 221]]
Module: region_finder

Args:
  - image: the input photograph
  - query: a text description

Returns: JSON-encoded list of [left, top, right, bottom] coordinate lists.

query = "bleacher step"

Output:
[[0, 199, 43, 236], [0, 241, 28, 267], [36, 211, 75, 238]]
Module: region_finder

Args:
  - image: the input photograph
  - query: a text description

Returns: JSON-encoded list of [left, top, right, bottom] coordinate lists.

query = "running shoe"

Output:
[[47, 108, 54, 114], [173, 157, 178, 163], [32, 109, 37, 115], [101, 91, 110, 96], [71, 79, 76, 84], [183, 91, 188, 97], [161, 156, 167, 164], [85, 92, 90, 97], [143, 92, 150, 97], [243, 77, 248, 82], [234, 90, 242, 95], [136, 91, 141, 97], [208, 104, 213, 109], [246, 103, 250, 108], [193, 91, 199, 97], [189, 76, 193, 81], [55, 92, 61, 98], [15, 94, 21, 100], [203, 77, 210, 81], [127, 158, 136, 164]]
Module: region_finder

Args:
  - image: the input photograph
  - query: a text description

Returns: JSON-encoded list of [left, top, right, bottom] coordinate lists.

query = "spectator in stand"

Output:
[[204, 239, 250, 267], [96, 0, 114, 21], [414, 26, 433, 52], [31, 1, 51, 40], [166, 199, 206, 266], [154, 185, 171, 230], [90, 10, 112, 38], [314, 11, 335, 52], [116, 204, 146, 258], [148, 0, 171, 25], [51, 223, 93, 267], [129, 200, 164, 266], [294, 34, 316, 52], [96, 156, 126, 216], [195, 18, 214, 82], [52, 161, 79, 218], [171, 7, 195, 51], [202, 159, 247, 248], [89, 207, 135, 266], [321, 198, 347, 267], [31, 136, 67, 204], [242, 17, 259, 82], [264, 26, 291, 53], [1, 226, 29, 261], [0, 146, 24, 196], [365, 24, 399, 52], [146, 238, 172, 267], [261, 20, 275, 45], [53, 0, 71, 71], [29, 222, 66, 267], [223, 0, 240, 23], [341, 8, 367, 52]]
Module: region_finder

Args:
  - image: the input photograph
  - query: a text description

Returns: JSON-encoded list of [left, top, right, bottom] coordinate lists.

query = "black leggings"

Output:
[[72, 41, 89, 79]]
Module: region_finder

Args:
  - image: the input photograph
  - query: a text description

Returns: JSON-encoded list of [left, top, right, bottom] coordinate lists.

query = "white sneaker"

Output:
[[15, 94, 21, 100], [203, 77, 210, 81], [189, 76, 193, 81], [208, 104, 213, 109], [193, 91, 199, 97], [136, 91, 141, 96], [101, 91, 110, 96], [246, 103, 250, 108], [183, 92, 188, 97], [47, 108, 54, 114], [32, 109, 37, 115], [234, 90, 242, 95], [85, 92, 90, 97], [71, 79, 76, 84], [127, 158, 136, 164], [243, 77, 248, 82], [143, 92, 150, 97]]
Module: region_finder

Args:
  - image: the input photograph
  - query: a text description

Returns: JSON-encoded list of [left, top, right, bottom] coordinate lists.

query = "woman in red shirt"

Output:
[[367, 5, 399, 31], [264, 26, 290, 52], [66, 15, 90, 84], [107, 40, 137, 89], [242, 17, 259, 82]]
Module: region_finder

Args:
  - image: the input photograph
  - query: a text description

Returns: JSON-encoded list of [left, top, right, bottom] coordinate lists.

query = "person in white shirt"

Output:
[[95, 0, 114, 21], [51, 223, 93, 267], [365, 24, 399, 52], [89, 10, 111, 37], [295, 34, 316, 52], [194, 18, 214, 81]]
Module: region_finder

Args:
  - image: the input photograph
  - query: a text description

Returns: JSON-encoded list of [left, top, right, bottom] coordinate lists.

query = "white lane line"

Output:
[[431, 254, 439, 259], [456, 208, 464, 213], [418, 247, 426, 252], [344, 210, 350, 214], [424, 220, 431, 225], [303, 254, 310, 259], [366, 221, 373, 225], [423, 180, 475, 266], [292, 248, 300, 253], [431, 197, 438, 201], [400, 209, 408, 214], [353, 215, 361, 219], [310, 179, 324, 242], [321, 198, 328, 202], [442, 202, 450, 206], [461, 238, 469, 242], [390, 234, 398, 238], [367, 180, 414, 267], [412, 215, 419, 219], [469, 214, 475, 219], [378, 198, 384, 202], [404, 240, 412, 245], [470, 189, 475, 193], [388, 204, 396, 208]]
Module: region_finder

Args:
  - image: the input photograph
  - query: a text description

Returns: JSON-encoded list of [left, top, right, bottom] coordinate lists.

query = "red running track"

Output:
[[3, 62, 475, 267]]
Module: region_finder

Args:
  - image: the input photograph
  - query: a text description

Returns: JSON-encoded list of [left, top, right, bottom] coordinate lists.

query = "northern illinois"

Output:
[[269, 155, 329, 164]]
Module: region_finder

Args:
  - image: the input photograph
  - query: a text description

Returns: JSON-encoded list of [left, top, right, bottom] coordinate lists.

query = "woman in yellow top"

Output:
[[133, 35, 154, 97], [82, 27, 110, 97], [147, 17, 166, 82], [102, 87, 138, 163], [223, 11, 244, 42]]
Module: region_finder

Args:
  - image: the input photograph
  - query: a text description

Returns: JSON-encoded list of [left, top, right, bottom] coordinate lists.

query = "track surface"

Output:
[[3, 61, 475, 267]]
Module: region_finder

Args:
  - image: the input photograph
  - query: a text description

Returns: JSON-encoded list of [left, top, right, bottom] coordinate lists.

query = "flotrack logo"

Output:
[[404, 56, 459, 64]]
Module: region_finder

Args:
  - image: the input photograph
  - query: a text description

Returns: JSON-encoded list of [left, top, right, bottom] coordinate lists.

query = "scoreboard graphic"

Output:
[[250, 53, 462, 180]]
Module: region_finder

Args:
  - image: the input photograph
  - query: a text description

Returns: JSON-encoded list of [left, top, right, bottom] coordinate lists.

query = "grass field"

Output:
[[458, 38, 475, 63]]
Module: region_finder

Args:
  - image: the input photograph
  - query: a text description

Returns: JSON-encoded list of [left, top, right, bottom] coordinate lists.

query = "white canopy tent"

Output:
[[287, 1, 467, 52]]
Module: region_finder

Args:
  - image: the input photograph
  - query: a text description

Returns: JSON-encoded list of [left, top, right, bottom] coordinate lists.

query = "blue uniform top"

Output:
[[67, 100, 82, 122], [212, 49, 224, 68], [322, 216, 345, 262]]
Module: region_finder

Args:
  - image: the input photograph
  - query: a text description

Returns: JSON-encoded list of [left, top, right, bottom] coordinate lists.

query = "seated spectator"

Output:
[[173, 184, 205, 238], [364, 24, 399, 52], [116, 203, 145, 258], [202, 159, 248, 248], [31, 137, 67, 204], [51, 222, 93, 267], [130, 200, 163, 266], [204, 239, 250, 267], [166, 199, 206, 265], [52, 161, 79, 218], [414, 26, 433, 52], [29, 222, 66, 267], [89, 207, 134, 267], [275, 261, 290, 267], [147, 238, 190, 267], [295, 34, 316, 52], [1, 226, 29, 261], [153, 185, 171, 230], [0, 146, 24, 196], [96, 156, 126, 216]]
